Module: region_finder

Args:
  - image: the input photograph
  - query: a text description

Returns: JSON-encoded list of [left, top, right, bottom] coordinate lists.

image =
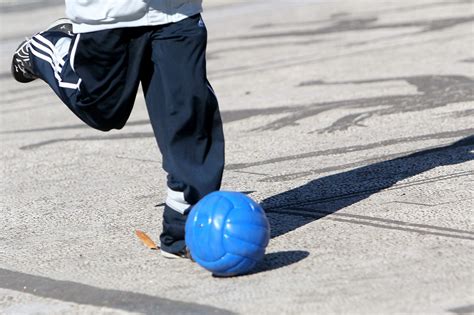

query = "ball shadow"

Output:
[[211, 251, 310, 278], [262, 135, 474, 238], [248, 250, 310, 275]]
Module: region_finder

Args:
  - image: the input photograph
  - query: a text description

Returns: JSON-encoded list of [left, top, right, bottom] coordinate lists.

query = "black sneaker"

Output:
[[11, 39, 36, 83], [11, 19, 73, 83]]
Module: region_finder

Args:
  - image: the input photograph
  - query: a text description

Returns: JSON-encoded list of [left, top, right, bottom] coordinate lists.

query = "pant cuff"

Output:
[[165, 188, 190, 214]]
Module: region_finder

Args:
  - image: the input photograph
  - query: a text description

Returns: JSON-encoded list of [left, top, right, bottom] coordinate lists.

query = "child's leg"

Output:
[[21, 22, 147, 131], [141, 14, 225, 255]]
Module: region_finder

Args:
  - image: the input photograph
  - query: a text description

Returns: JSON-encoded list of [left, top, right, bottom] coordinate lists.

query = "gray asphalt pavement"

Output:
[[1, 0, 473, 314]]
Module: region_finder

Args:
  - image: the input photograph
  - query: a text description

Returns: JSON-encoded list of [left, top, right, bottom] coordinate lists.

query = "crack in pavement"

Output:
[[269, 209, 474, 241], [270, 206, 474, 241], [226, 128, 474, 171], [259, 134, 473, 182]]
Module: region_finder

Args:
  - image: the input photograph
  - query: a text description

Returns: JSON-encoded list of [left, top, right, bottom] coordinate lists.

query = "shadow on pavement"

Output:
[[248, 250, 310, 275], [262, 135, 474, 239], [0, 268, 234, 315], [447, 304, 474, 315]]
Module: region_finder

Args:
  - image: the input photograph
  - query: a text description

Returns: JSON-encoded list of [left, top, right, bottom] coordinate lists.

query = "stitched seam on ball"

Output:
[[225, 216, 269, 230], [193, 195, 225, 264], [219, 199, 233, 261], [211, 196, 227, 262], [226, 256, 257, 275], [224, 233, 266, 253]]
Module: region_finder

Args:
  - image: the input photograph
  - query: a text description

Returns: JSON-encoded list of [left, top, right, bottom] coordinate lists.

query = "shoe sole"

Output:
[[161, 250, 185, 259]]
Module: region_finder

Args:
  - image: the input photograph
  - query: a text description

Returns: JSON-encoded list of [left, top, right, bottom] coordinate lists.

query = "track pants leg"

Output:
[[141, 15, 225, 253], [29, 28, 146, 131]]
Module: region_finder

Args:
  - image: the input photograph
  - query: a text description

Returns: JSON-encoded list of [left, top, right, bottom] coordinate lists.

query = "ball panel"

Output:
[[205, 195, 232, 261], [224, 223, 270, 250], [223, 233, 266, 261], [186, 194, 233, 262], [228, 206, 269, 227], [225, 205, 270, 249], [233, 192, 263, 212]]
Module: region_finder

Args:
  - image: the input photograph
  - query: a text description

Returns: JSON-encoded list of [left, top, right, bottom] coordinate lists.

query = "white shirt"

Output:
[[65, 0, 203, 33]]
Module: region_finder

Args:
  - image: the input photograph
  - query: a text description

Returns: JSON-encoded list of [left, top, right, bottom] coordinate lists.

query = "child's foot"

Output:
[[11, 39, 36, 83], [161, 247, 192, 260], [11, 18, 73, 83]]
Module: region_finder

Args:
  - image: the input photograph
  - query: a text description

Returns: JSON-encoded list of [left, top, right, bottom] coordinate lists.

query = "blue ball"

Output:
[[185, 191, 270, 277]]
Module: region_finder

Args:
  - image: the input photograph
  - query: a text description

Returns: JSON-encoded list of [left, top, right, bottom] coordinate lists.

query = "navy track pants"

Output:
[[28, 14, 224, 253]]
